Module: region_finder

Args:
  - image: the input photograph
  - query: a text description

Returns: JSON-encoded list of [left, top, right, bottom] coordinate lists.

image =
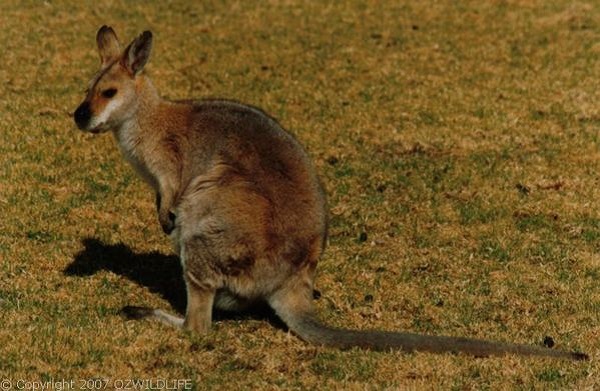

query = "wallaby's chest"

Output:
[[114, 129, 160, 191]]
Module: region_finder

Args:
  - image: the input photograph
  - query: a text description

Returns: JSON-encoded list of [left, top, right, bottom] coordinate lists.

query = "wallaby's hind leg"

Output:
[[120, 273, 216, 333], [178, 234, 221, 333], [121, 236, 220, 333], [182, 271, 216, 333]]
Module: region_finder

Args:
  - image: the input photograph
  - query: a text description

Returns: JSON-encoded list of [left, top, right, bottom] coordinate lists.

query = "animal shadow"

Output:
[[64, 237, 284, 327]]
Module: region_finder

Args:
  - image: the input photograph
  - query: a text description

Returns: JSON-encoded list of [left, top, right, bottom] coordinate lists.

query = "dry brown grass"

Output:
[[1, 1, 599, 388]]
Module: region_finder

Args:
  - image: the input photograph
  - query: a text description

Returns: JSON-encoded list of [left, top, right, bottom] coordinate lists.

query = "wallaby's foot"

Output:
[[119, 305, 154, 320], [183, 314, 211, 334], [119, 305, 211, 334], [120, 305, 184, 328]]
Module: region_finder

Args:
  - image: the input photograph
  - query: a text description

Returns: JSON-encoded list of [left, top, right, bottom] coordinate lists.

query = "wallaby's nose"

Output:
[[74, 102, 91, 130]]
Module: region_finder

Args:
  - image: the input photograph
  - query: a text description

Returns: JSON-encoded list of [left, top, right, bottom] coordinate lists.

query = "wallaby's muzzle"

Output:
[[74, 101, 91, 131]]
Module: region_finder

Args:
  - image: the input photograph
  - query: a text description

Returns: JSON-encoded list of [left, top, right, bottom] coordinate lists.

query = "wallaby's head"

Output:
[[74, 26, 153, 133]]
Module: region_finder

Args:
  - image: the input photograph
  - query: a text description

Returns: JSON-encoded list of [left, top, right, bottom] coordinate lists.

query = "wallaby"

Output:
[[73, 26, 587, 361]]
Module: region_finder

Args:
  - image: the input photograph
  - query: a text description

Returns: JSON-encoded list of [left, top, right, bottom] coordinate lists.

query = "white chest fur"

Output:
[[114, 121, 158, 191]]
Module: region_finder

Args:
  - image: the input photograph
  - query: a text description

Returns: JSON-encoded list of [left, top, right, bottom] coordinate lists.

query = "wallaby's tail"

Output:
[[268, 293, 587, 361]]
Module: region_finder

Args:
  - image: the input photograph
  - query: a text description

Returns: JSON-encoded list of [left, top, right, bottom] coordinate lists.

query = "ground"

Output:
[[0, 1, 599, 389]]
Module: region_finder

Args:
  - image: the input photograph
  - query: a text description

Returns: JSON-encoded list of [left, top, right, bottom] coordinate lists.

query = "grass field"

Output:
[[1, 0, 599, 388]]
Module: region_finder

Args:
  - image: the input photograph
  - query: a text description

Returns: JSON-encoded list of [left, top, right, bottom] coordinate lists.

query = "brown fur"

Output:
[[73, 26, 587, 361]]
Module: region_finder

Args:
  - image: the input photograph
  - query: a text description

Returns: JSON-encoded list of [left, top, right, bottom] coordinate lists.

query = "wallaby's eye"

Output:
[[101, 88, 117, 98]]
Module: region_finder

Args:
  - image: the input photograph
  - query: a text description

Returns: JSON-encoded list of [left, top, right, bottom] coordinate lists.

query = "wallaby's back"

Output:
[[175, 98, 328, 256]]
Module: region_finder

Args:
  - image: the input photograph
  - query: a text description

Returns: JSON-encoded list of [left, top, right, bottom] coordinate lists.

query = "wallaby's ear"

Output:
[[96, 25, 121, 65], [121, 31, 153, 76]]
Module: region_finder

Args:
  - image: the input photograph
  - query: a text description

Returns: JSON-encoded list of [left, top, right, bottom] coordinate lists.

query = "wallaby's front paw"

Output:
[[159, 211, 176, 234]]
